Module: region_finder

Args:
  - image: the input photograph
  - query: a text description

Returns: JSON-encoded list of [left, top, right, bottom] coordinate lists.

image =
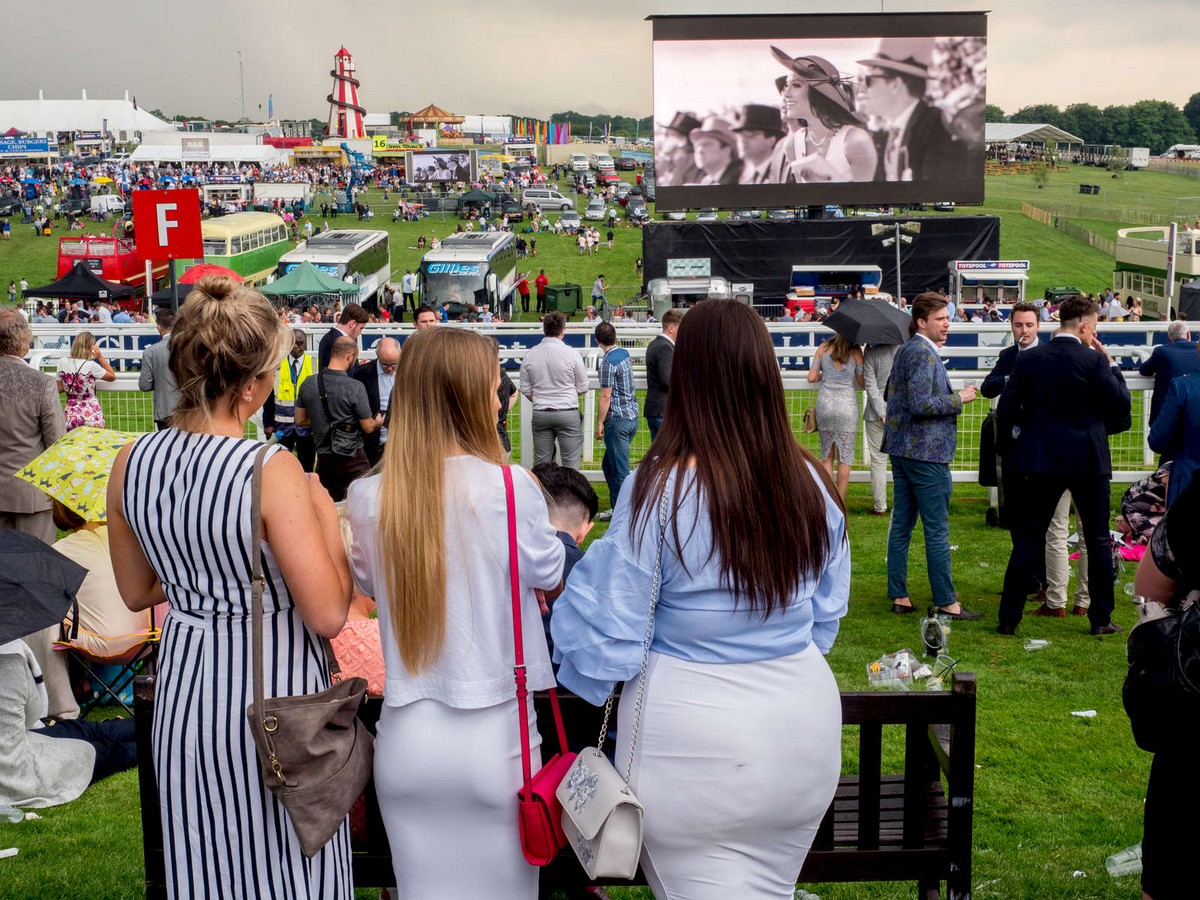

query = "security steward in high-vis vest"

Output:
[[263, 328, 317, 472]]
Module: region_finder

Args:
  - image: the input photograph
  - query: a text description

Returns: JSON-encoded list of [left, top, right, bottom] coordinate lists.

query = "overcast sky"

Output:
[[3, 0, 1195, 121]]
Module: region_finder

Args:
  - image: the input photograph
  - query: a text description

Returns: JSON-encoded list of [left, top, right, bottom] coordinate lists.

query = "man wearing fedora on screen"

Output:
[[856, 37, 958, 183], [733, 105, 786, 185], [658, 111, 702, 186], [689, 117, 743, 186]]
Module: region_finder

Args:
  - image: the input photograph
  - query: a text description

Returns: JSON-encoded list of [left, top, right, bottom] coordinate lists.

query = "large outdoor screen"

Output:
[[407, 149, 475, 184], [651, 12, 987, 210]]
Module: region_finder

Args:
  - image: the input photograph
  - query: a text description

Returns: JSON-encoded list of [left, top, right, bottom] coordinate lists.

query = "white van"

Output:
[[89, 195, 127, 216], [591, 152, 615, 171], [570, 154, 590, 172], [521, 188, 574, 212]]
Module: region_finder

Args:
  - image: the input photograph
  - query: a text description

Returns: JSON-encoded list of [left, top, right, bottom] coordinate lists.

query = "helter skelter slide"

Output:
[[326, 46, 366, 140]]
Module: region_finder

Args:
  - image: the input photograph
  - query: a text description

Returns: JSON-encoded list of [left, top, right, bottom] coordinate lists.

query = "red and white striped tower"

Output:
[[326, 46, 366, 139]]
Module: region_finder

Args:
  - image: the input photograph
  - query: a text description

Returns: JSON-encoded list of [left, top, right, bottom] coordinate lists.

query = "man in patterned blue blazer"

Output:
[[881, 292, 982, 619]]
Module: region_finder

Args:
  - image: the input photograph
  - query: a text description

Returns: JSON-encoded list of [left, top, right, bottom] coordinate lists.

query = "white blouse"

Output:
[[346, 457, 565, 709]]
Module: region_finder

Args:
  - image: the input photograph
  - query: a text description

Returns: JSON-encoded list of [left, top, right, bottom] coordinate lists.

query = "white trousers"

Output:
[[617, 644, 842, 899], [374, 698, 541, 900], [864, 418, 888, 512], [1045, 489, 1090, 609]]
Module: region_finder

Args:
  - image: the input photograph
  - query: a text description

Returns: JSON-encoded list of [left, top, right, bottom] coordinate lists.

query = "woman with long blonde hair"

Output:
[[56, 330, 116, 430], [345, 327, 563, 899]]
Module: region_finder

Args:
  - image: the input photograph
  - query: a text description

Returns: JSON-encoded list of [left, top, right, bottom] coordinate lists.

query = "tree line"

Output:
[[985, 94, 1200, 154]]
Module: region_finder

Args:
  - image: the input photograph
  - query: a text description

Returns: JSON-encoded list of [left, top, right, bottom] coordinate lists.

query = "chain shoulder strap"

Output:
[[595, 485, 672, 783]]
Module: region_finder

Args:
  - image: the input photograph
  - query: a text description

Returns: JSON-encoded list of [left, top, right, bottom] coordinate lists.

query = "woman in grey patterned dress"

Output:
[[807, 333, 864, 497]]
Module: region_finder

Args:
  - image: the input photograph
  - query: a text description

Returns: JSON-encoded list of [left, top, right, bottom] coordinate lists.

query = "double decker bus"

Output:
[[56, 232, 170, 309], [200, 212, 292, 285]]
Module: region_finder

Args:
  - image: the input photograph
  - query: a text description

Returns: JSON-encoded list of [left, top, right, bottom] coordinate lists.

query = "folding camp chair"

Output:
[[54, 603, 166, 717]]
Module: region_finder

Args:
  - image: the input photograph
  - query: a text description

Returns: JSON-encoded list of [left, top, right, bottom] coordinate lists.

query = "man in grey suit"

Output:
[[644, 308, 681, 442], [0, 309, 65, 545], [862, 342, 899, 515], [138, 308, 179, 430]]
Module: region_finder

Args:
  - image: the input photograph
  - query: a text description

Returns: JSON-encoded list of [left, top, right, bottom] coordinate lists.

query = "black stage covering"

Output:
[[641, 215, 1000, 299]]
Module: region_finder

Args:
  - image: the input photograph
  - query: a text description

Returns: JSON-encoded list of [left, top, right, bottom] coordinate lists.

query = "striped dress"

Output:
[[123, 430, 352, 899]]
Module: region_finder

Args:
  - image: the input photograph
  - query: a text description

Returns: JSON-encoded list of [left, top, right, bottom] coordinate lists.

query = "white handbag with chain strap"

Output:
[[556, 489, 671, 879]]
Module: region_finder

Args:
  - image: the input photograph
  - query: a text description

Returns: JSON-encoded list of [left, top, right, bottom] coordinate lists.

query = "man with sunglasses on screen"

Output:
[[856, 38, 958, 183]]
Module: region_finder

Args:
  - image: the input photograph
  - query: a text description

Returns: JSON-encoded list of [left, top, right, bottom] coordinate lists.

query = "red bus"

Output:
[[56, 234, 168, 308]]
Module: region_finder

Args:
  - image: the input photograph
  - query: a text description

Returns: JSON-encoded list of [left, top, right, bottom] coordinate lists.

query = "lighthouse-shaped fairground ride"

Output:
[[327, 46, 366, 139]]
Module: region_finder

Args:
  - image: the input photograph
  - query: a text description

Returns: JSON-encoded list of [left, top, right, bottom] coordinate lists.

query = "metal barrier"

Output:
[[55, 364, 1158, 487]]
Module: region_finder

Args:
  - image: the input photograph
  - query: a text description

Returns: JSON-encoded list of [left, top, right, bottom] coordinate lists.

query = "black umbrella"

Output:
[[822, 298, 913, 346], [0, 530, 87, 645]]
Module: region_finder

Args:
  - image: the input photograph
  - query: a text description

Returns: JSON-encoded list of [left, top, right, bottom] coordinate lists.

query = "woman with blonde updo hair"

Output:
[[56, 330, 116, 430], [105, 276, 355, 898], [345, 326, 564, 898]]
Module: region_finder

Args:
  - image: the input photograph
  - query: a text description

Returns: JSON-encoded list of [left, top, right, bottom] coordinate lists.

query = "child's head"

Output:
[[533, 463, 599, 545]]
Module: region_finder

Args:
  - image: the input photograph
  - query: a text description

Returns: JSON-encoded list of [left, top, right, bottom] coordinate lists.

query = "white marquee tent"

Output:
[[0, 93, 170, 142]]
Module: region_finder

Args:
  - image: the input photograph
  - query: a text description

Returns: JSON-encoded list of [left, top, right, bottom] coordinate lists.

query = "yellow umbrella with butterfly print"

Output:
[[14, 426, 141, 522]]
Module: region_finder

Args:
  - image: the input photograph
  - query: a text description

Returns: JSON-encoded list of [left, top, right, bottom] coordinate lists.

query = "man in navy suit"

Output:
[[881, 293, 981, 619], [1139, 321, 1199, 432], [996, 295, 1132, 635]]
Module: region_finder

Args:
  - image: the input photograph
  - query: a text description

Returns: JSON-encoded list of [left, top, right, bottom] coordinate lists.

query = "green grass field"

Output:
[[6, 162, 1200, 315]]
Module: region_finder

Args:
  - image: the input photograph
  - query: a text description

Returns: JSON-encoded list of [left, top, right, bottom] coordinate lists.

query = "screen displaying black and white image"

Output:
[[407, 150, 474, 184], [651, 13, 987, 210]]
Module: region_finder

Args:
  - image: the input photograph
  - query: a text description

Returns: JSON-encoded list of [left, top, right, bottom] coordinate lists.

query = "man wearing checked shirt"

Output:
[[594, 321, 639, 521]]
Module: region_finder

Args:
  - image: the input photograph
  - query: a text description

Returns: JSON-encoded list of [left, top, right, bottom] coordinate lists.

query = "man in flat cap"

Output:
[[658, 111, 702, 186], [856, 37, 958, 183], [689, 117, 743, 186], [733, 104, 786, 185]]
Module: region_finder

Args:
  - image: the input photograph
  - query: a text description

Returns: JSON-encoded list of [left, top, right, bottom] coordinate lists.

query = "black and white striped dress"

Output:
[[123, 430, 352, 899]]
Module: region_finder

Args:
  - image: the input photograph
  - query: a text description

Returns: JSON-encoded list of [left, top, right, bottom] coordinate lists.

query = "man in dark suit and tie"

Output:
[[318, 303, 369, 371], [643, 308, 681, 442], [856, 39, 960, 183], [1139, 320, 1199, 430], [351, 337, 399, 467], [732, 105, 785, 185], [996, 295, 1132, 636]]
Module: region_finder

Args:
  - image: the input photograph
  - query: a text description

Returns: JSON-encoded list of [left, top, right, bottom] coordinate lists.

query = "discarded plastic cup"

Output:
[[1071, 710, 1098, 718], [1105, 843, 1142, 877], [1123, 583, 1136, 596], [0, 807, 23, 824], [1024, 639, 1051, 651], [978, 561, 990, 568], [931, 654, 958, 681]]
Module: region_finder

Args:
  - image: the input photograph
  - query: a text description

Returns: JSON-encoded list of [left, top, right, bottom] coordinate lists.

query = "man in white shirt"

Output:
[[400, 269, 417, 320], [519, 312, 589, 470]]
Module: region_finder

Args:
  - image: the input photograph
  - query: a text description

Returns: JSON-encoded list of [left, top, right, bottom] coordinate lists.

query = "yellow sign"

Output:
[[372, 134, 388, 151]]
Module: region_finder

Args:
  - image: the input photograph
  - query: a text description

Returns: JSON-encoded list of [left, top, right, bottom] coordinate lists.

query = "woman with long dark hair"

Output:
[[552, 300, 849, 899]]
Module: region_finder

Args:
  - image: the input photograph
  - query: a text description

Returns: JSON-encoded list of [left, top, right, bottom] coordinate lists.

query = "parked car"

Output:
[[626, 198, 650, 224], [767, 208, 798, 220], [570, 154, 590, 172], [598, 170, 620, 186], [61, 196, 89, 216], [521, 188, 574, 212], [591, 153, 615, 171], [614, 157, 637, 171], [573, 171, 597, 189], [933, 201, 957, 212], [696, 208, 719, 222], [662, 209, 686, 221], [731, 209, 762, 220], [560, 209, 582, 230], [501, 199, 524, 221], [584, 198, 608, 221], [0, 193, 22, 217]]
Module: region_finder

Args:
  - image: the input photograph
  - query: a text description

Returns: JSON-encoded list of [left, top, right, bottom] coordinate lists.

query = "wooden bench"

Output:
[[134, 671, 975, 899]]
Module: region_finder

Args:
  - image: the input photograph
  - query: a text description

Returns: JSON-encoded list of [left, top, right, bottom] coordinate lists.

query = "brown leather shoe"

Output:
[[870, 509, 888, 516], [1027, 603, 1067, 618], [1091, 622, 1124, 635], [1071, 605, 1089, 616]]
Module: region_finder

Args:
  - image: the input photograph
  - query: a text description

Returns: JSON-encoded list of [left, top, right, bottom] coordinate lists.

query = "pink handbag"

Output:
[[504, 465, 577, 866]]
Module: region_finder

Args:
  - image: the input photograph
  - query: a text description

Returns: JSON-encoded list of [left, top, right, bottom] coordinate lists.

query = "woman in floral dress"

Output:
[[56, 332, 116, 430]]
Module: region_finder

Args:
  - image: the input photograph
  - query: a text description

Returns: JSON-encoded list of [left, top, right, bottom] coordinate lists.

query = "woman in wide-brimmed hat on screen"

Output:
[[769, 48, 877, 183]]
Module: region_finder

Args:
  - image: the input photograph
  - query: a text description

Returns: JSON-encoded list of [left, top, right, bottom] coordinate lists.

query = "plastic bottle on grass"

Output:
[[0, 807, 23, 824], [1105, 842, 1142, 876]]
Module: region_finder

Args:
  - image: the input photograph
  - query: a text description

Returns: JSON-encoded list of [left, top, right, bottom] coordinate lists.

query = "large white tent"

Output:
[[984, 123, 1083, 147], [0, 92, 170, 142], [130, 144, 286, 165]]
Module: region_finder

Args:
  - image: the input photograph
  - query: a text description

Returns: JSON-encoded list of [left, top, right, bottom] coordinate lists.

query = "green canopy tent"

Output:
[[458, 189, 496, 205], [259, 260, 361, 307]]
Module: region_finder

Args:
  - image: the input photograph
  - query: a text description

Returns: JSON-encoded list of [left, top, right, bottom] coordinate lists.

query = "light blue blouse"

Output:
[[551, 466, 850, 705]]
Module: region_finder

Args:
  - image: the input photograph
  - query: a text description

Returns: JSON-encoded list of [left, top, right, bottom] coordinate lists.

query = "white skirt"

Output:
[[616, 643, 842, 900], [374, 697, 542, 900]]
